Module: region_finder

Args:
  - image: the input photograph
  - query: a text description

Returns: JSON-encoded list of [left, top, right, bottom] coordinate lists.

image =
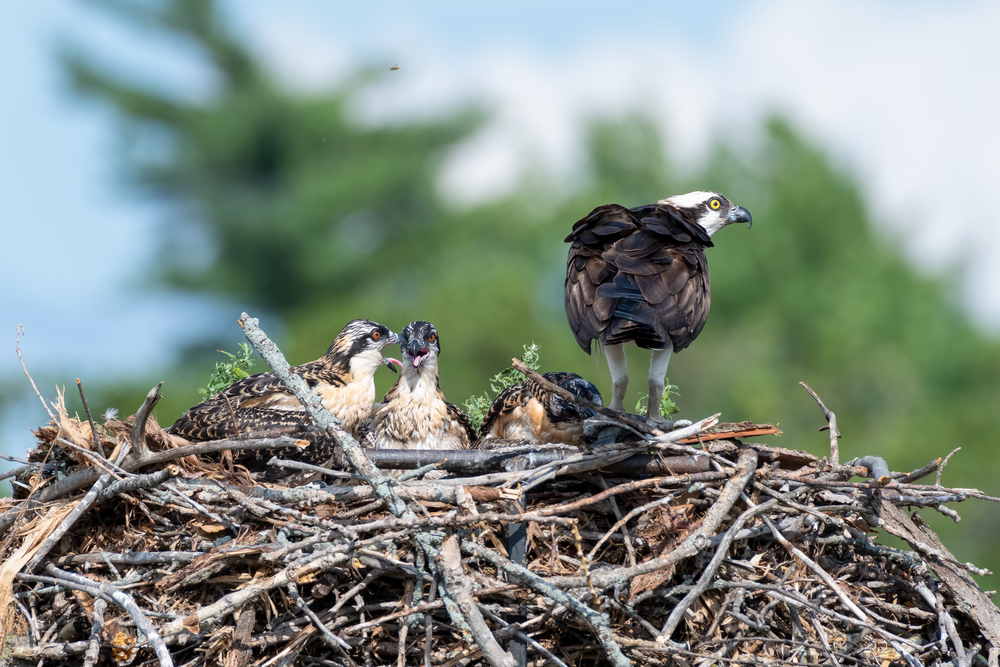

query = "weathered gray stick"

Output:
[[34, 566, 174, 667], [655, 498, 780, 641], [83, 598, 107, 667], [440, 534, 514, 667], [26, 472, 113, 572], [239, 313, 407, 518], [95, 465, 180, 502], [546, 448, 758, 589], [800, 381, 840, 466], [464, 541, 631, 667], [130, 382, 163, 461]]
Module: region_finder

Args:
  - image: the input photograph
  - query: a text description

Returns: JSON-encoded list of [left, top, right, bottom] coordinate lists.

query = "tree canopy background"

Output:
[[10, 0, 1000, 578]]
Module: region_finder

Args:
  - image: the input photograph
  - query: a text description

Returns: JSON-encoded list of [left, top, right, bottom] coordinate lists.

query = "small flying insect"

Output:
[[390, 63, 399, 71]]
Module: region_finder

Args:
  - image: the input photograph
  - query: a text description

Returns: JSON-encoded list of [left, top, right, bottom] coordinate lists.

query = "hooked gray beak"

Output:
[[727, 205, 752, 228]]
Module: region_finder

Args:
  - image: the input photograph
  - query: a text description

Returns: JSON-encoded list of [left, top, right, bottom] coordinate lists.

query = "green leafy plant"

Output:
[[634, 380, 680, 417], [198, 343, 255, 398], [464, 343, 541, 431]]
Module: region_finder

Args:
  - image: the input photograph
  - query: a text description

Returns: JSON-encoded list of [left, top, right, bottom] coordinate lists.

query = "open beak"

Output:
[[382, 356, 402, 373], [727, 205, 752, 229], [406, 338, 430, 368]]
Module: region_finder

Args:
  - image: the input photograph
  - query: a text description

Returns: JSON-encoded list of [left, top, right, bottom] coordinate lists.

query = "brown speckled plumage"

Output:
[[167, 319, 398, 478], [476, 372, 602, 448], [368, 321, 476, 452]]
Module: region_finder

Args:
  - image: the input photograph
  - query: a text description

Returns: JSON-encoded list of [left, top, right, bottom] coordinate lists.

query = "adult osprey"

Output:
[[168, 319, 400, 477], [564, 191, 751, 427], [368, 320, 476, 452], [476, 371, 602, 448]]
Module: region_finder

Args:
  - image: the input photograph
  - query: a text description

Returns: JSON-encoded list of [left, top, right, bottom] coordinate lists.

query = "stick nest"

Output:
[[2, 402, 1000, 667]]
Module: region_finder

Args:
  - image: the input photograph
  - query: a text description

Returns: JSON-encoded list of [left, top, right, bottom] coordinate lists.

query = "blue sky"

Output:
[[3, 0, 1000, 457]]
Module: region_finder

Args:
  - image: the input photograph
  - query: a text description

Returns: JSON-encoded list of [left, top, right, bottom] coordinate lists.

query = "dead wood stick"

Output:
[[266, 457, 359, 479], [647, 413, 721, 447], [895, 457, 942, 484], [440, 534, 515, 667], [56, 438, 127, 478], [587, 492, 682, 561], [761, 513, 873, 623], [83, 598, 106, 667], [16, 324, 55, 420], [512, 358, 656, 436], [160, 545, 355, 639], [165, 481, 241, 533], [222, 392, 240, 438], [937, 447, 962, 486], [76, 378, 104, 457], [286, 582, 353, 652], [32, 566, 174, 667], [26, 471, 113, 572], [130, 382, 163, 460], [799, 381, 840, 465], [464, 541, 631, 667], [546, 448, 758, 590], [240, 313, 408, 519], [53, 551, 205, 567], [480, 606, 572, 667], [0, 436, 302, 532], [533, 470, 728, 518], [8, 640, 90, 660], [0, 462, 53, 482], [853, 455, 892, 485], [95, 465, 180, 503], [424, 574, 436, 667], [656, 498, 781, 642]]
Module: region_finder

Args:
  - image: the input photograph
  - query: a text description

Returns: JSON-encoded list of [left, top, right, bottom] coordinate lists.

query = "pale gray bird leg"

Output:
[[603, 343, 628, 412], [646, 347, 673, 428]]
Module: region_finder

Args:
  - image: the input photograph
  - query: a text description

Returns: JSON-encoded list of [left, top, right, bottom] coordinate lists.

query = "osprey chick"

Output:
[[168, 319, 400, 475], [476, 372, 602, 448], [564, 191, 751, 427], [368, 321, 476, 452]]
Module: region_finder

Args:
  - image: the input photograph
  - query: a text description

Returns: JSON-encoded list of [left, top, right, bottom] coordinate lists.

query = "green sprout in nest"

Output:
[[198, 343, 255, 398], [464, 343, 541, 431], [634, 380, 680, 418]]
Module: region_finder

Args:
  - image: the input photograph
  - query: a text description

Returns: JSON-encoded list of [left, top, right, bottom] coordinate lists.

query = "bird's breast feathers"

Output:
[[372, 374, 463, 449], [318, 380, 377, 433]]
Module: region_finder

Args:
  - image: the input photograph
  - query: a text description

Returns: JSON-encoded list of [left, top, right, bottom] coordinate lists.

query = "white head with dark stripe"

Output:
[[325, 319, 400, 377], [660, 191, 752, 237], [399, 321, 441, 379]]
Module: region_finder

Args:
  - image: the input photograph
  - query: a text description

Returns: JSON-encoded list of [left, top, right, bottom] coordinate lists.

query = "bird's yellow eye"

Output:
[[709, 198, 721, 210], [371, 331, 381, 341], [428, 334, 436, 343]]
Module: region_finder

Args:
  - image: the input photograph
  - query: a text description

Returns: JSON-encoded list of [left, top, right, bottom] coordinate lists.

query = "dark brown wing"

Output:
[[477, 382, 531, 439], [564, 205, 640, 354], [567, 201, 713, 352], [446, 401, 477, 445]]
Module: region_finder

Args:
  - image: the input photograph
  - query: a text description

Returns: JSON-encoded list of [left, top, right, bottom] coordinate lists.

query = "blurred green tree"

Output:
[[61, 0, 1000, 574]]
